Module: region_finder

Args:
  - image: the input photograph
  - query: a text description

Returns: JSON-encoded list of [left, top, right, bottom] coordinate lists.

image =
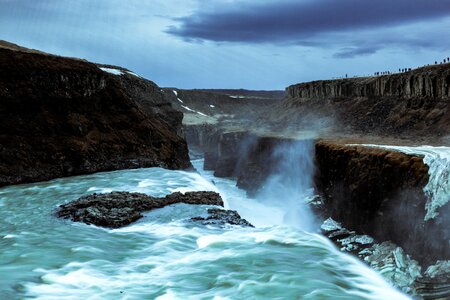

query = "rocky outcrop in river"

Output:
[[56, 191, 224, 228], [0, 44, 191, 187], [191, 208, 254, 227]]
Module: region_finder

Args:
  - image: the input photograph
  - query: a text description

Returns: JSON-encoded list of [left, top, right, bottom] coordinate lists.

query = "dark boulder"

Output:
[[191, 208, 254, 227], [56, 191, 223, 228]]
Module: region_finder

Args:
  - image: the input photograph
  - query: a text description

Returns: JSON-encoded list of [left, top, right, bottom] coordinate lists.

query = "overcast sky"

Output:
[[1, 0, 450, 89]]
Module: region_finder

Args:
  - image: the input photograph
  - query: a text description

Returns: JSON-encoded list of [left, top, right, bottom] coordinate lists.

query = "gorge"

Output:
[[0, 41, 449, 300]]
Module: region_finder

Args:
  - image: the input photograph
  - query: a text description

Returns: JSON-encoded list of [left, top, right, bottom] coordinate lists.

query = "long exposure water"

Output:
[[0, 159, 409, 299]]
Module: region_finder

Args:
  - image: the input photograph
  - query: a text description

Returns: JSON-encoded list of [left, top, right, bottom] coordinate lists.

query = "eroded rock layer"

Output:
[[0, 47, 191, 186], [288, 65, 450, 99], [197, 130, 448, 265], [315, 140, 449, 266], [268, 64, 450, 141]]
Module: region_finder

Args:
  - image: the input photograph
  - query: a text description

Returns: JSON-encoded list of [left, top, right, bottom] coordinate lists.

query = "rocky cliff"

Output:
[[0, 46, 191, 187], [287, 65, 450, 99], [267, 64, 450, 142], [201, 131, 448, 262], [195, 129, 449, 297], [315, 140, 448, 266]]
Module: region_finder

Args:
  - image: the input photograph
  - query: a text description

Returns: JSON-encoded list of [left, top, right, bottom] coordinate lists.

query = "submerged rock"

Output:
[[56, 191, 223, 228], [191, 208, 254, 227]]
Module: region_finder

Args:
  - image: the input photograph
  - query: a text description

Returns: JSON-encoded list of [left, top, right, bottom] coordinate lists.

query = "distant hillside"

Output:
[[191, 89, 284, 100], [163, 88, 282, 126]]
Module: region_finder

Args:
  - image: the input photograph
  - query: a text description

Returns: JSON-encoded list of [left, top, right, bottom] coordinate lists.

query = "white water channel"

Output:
[[0, 159, 411, 299]]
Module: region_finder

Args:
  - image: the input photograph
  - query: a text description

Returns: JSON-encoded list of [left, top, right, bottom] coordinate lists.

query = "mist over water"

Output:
[[255, 140, 317, 231], [0, 160, 410, 299]]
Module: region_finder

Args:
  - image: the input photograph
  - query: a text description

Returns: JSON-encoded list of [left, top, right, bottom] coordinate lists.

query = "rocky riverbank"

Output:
[[321, 217, 449, 298], [187, 128, 449, 298], [0, 43, 191, 187]]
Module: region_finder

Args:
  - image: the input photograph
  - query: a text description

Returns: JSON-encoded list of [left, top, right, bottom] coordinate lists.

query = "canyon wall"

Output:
[[315, 140, 448, 266], [287, 65, 450, 100], [196, 131, 448, 265], [267, 65, 450, 141], [0, 46, 191, 187]]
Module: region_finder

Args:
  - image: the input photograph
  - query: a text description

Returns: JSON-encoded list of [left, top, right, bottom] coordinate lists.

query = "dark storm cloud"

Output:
[[333, 46, 380, 59], [167, 0, 450, 43]]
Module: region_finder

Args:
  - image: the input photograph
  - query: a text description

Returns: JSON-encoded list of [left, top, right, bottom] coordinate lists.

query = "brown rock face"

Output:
[[287, 65, 450, 99], [196, 129, 449, 266], [315, 140, 448, 265], [0, 47, 191, 187]]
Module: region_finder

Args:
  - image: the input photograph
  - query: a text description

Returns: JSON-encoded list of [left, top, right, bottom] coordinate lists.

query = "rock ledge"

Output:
[[56, 191, 223, 228]]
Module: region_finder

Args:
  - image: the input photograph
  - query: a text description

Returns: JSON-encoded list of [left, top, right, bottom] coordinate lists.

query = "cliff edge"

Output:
[[0, 44, 191, 187], [267, 64, 450, 143]]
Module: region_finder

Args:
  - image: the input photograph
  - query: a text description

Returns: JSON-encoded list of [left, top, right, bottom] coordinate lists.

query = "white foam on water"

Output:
[[167, 172, 218, 195], [0, 160, 411, 300], [137, 179, 161, 188], [357, 144, 450, 220], [24, 222, 411, 300], [3, 234, 18, 239], [197, 234, 224, 249], [70, 246, 105, 254]]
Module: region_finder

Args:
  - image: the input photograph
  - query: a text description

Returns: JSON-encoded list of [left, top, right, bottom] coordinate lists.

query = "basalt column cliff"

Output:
[[270, 65, 450, 141]]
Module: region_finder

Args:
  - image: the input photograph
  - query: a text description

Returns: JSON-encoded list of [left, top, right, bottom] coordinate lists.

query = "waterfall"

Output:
[[360, 145, 450, 220], [255, 140, 317, 230]]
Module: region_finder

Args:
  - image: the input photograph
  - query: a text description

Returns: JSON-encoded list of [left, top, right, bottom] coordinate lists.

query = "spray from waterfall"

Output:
[[255, 139, 317, 231]]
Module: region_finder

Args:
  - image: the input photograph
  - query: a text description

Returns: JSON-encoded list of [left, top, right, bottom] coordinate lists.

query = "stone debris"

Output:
[[319, 218, 450, 298]]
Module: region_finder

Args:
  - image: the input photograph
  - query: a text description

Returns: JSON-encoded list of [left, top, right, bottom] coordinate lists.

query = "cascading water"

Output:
[[0, 159, 410, 299], [254, 140, 317, 230], [359, 145, 450, 220]]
